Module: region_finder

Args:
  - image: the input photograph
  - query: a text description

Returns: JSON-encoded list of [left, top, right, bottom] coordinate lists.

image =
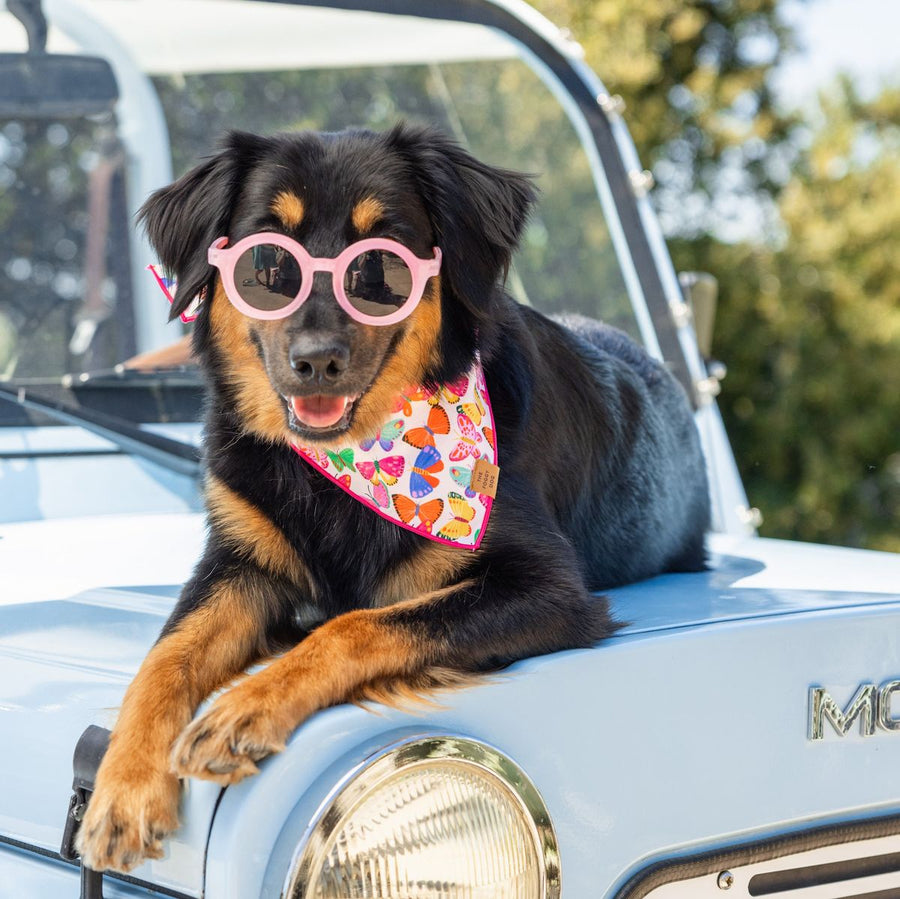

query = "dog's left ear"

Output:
[[388, 124, 536, 322]]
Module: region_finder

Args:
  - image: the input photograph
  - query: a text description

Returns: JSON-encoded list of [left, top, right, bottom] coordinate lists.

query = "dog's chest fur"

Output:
[[205, 419, 462, 616]]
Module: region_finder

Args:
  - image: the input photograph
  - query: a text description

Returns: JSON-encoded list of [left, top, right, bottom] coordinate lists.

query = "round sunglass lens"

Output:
[[233, 243, 303, 312], [343, 250, 413, 317]]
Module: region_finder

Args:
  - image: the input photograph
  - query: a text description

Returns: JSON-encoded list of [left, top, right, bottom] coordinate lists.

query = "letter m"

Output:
[[809, 685, 877, 740]]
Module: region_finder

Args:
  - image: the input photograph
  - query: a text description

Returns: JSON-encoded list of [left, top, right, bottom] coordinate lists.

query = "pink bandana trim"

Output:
[[292, 359, 497, 550]]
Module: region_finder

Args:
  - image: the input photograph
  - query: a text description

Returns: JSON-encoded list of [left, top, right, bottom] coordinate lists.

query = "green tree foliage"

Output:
[[534, 0, 899, 550], [688, 82, 900, 551], [535, 0, 799, 235]]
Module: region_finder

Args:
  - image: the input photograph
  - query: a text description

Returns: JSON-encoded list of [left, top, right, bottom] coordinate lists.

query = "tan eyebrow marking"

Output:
[[270, 191, 305, 229], [351, 196, 385, 234]]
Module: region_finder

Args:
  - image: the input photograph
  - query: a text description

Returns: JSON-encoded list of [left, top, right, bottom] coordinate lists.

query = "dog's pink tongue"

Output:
[[290, 395, 349, 428]]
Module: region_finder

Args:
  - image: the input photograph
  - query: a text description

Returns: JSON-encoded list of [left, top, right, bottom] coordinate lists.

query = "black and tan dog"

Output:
[[77, 124, 709, 872]]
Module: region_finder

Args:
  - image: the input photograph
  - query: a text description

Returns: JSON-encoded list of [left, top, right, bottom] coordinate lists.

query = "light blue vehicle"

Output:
[[2, 1, 899, 897]]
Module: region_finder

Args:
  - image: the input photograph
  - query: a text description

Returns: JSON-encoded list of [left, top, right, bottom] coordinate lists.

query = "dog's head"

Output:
[[139, 125, 535, 445]]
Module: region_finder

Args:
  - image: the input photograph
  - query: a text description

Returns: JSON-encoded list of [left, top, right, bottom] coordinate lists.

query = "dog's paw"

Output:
[[76, 767, 181, 873], [171, 686, 290, 785]]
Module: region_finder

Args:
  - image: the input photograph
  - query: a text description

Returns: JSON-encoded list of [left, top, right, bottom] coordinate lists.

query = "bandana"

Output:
[[293, 360, 499, 550]]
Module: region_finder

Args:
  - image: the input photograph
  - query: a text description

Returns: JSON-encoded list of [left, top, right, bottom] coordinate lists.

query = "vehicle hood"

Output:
[[2, 512, 899, 894]]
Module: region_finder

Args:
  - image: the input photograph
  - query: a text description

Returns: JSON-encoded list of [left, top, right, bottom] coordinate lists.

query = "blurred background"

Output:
[[533, 0, 900, 553]]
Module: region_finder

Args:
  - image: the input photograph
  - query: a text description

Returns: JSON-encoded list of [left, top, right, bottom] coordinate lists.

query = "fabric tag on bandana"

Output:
[[293, 357, 498, 550], [470, 458, 500, 498]]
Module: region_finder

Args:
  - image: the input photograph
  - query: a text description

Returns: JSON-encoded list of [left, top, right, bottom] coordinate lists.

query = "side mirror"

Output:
[[0, 0, 118, 118], [678, 271, 718, 360]]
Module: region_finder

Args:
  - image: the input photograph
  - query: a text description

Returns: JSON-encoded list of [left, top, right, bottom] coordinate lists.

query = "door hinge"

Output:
[[60, 725, 111, 899]]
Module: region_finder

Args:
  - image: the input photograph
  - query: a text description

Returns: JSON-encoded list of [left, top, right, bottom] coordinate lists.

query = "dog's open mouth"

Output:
[[286, 394, 359, 432]]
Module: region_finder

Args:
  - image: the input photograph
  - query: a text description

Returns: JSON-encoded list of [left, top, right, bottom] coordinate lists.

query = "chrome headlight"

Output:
[[284, 735, 560, 898]]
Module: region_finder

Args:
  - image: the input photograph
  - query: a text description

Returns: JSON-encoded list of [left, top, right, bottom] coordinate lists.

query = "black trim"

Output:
[[0, 372, 205, 427], [0, 833, 195, 899], [0, 449, 123, 459], [749, 850, 900, 895], [200, 788, 228, 892], [264, 0, 695, 399], [615, 813, 900, 898], [0, 384, 201, 478]]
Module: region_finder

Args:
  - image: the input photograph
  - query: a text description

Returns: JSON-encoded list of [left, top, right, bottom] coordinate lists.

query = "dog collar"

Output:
[[292, 359, 499, 550]]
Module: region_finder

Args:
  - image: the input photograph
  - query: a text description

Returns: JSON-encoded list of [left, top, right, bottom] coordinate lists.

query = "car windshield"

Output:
[[0, 0, 641, 386]]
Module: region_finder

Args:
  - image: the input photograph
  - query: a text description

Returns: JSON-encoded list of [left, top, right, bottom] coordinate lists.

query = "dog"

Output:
[[77, 124, 710, 872]]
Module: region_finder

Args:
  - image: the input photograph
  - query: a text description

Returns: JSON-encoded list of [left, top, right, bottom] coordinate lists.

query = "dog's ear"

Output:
[[388, 124, 536, 322], [138, 131, 269, 320]]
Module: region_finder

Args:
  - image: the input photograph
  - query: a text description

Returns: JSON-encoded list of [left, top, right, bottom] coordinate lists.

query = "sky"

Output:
[[774, 0, 900, 108]]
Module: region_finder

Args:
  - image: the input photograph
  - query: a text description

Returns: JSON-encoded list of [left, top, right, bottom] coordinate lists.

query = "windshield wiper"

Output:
[[0, 383, 201, 478]]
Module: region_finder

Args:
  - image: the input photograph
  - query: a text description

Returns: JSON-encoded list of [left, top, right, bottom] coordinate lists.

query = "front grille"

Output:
[[616, 815, 900, 898]]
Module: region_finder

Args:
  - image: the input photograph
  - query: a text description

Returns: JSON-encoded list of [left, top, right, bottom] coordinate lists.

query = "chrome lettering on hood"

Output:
[[809, 680, 900, 739]]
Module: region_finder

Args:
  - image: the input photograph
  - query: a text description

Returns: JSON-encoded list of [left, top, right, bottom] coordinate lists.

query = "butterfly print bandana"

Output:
[[293, 359, 498, 550]]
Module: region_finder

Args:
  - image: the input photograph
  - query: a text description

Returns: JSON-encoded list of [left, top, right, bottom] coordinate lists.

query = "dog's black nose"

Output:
[[289, 335, 350, 383]]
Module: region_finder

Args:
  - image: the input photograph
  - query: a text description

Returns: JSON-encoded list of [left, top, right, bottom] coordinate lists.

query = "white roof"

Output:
[[1, 0, 518, 73]]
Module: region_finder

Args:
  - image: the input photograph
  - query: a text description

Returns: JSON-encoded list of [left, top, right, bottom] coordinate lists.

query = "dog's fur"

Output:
[[77, 124, 709, 872]]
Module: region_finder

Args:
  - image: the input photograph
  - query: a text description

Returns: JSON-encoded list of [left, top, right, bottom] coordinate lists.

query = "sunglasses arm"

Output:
[[428, 247, 442, 277], [208, 237, 230, 266]]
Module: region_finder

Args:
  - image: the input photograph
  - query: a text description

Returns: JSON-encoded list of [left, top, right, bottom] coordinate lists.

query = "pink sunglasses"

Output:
[[207, 233, 442, 325]]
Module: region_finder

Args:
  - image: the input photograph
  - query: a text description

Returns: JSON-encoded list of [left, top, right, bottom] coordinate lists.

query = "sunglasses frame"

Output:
[[207, 233, 442, 325]]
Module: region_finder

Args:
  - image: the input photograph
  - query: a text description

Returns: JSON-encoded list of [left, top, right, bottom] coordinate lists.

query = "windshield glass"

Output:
[[0, 116, 135, 379], [153, 57, 635, 333], [0, 0, 641, 386]]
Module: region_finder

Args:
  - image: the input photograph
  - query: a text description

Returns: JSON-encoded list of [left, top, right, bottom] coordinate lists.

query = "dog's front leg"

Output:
[[173, 529, 615, 784], [76, 573, 271, 873]]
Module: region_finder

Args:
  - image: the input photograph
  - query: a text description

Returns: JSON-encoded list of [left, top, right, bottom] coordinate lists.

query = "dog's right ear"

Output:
[[138, 131, 269, 320]]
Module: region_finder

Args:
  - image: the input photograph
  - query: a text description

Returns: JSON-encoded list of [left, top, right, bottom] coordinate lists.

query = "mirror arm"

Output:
[[7, 0, 48, 53]]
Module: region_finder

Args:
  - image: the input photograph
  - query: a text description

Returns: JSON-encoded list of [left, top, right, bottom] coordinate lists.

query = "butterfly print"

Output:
[[296, 445, 329, 469], [367, 481, 390, 509], [356, 455, 405, 488], [456, 386, 486, 426], [337, 474, 352, 489], [360, 418, 404, 452], [392, 387, 434, 417], [403, 405, 450, 449], [456, 401, 483, 425], [437, 492, 476, 541], [448, 413, 483, 462], [392, 494, 444, 533], [427, 375, 469, 406], [409, 445, 444, 498], [449, 465, 476, 498], [325, 447, 355, 472], [483, 426, 495, 451]]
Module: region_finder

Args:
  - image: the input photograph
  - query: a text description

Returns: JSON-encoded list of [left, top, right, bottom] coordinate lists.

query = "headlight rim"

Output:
[[282, 732, 561, 899]]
